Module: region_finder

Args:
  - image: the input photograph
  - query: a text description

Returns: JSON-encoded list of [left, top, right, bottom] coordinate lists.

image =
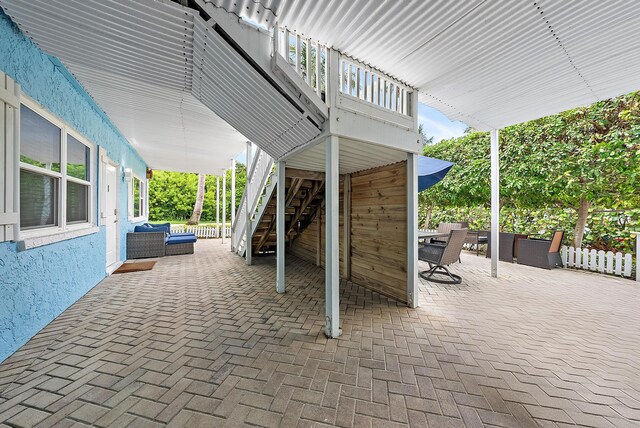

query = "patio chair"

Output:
[[432, 222, 469, 244], [419, 229, 468, 284], [465, 230, 488, 256], [516, 230, 565, 269]]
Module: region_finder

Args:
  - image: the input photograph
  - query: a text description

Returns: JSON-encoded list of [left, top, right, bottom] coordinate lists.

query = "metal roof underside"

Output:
[[285, 137, 407, 175], [0, 0, 321, 173], [211, 0, 640, 131]]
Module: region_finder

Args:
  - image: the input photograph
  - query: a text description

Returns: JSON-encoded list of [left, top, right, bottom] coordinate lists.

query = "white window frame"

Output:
[[128, 173, 147, 222], [19, 96, 96, 240]]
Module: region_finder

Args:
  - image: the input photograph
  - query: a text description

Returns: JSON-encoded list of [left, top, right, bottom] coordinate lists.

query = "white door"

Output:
[[105, 163, 118, 269]]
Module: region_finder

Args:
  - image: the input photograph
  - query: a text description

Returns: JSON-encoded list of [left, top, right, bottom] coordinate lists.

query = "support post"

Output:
[[325, 135, 340, 338], [633, 232, 640, 282], [276, 161, 286, 293], [406, 153, 419, 308], [222, 171, 227, 244], [490, 129, 500, 278], [316, 210, 322, 267], [343, 174, 351, 280], [216, 176, 220, 238], [637, 233, 640, 283], [246, 142, 253, 265], [231, 159, 236, 250]]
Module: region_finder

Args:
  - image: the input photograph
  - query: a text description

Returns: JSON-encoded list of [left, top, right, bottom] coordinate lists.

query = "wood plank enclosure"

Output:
[[290, 161, 408, 303]]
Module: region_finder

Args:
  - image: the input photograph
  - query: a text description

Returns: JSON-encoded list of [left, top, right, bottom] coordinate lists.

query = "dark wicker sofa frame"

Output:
[[126, 232, 165, 259], [126, 231, 196, 259], [517, 231, 565, 269]]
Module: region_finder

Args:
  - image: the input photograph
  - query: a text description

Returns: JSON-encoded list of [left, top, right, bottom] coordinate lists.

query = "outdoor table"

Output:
[[418, 231, 449, 243]]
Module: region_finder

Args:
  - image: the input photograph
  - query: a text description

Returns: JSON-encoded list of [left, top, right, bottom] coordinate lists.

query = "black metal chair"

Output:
[[419, 229, 468, 284]]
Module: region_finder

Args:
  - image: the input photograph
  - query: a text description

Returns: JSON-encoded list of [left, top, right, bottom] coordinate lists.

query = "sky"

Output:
[[418, 103, 468, 143]]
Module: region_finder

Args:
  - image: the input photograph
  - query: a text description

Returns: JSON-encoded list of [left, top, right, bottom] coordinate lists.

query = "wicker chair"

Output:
[[517, 231, 565, 269], [419, 229, 468, 284], [432, 222, 469, 244], [465, 230, 488, 256]]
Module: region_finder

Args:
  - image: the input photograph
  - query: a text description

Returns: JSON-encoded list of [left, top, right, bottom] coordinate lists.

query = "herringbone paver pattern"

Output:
[[1, 240, 639, 427]]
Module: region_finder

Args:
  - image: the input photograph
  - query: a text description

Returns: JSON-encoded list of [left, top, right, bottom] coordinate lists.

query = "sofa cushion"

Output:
[[170, 232, 197, 238], [166, 235, 197, 245], [134, 224, 162, 233], [148, 222, 171, 234]]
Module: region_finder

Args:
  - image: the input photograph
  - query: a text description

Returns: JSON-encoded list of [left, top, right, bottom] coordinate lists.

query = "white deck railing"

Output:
[[339, 56, 412, 116], [275, 27, 413, 117], [170, 224, 230, 238], [561, 245, 635, 279]]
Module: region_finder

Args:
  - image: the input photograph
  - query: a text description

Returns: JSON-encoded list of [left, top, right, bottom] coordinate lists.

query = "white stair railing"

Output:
[[275, 27, 328, 99], [231, 147, 275, 255]]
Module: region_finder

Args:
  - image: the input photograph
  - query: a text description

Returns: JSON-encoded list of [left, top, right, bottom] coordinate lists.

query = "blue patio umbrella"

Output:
[[417, 155, 455, 192]]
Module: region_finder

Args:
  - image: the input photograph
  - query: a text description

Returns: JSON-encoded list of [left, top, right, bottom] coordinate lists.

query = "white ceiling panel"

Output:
[[68, 63, 246, 174], [215, 0, 640, 131], [285, 137, 406, 174]]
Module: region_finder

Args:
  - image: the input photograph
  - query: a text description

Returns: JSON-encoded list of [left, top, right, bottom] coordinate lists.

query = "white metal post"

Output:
[[222, 171, 226, 244], [407, 153, 419, 308], [633, 232, 640, 282], [216, 176, 220, 238], [490, 129, 500, 278], [637, 233, 640, 283], [276, 161, 286, 293], [325, 135, 340, 338], [246, 142, 253, 265], [231, 159, 236, 250]]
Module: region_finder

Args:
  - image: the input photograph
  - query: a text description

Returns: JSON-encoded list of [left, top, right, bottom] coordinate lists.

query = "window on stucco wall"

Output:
[[19, 99, 95, 236], [128, 175, 147, 222]]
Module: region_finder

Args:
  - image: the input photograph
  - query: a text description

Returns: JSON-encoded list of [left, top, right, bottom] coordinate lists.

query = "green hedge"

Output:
[[422, 205, 639, 254], [149, 166, 246, 223]]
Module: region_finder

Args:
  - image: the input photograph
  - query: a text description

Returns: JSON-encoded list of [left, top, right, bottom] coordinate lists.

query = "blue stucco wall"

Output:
[[0, 10, 147, 363]]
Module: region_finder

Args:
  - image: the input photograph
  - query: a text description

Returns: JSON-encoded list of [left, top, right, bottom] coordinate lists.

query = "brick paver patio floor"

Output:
[[1, 240, 639, 427]]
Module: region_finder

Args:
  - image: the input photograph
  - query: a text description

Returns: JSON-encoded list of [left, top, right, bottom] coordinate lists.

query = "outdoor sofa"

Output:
[[517, 230, 565, 269], [126, 223, 197, 259]]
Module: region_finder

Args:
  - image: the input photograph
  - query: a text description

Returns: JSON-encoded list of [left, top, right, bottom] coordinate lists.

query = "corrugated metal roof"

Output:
[[214, 0, 640, 130], [203, 0, 282, 27], [1, 0, 247, 174], [0, 0, 320, 173], [191, 17, 321, 159]]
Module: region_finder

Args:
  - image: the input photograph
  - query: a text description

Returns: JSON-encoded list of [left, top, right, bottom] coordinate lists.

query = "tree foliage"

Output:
[[149, 164, 246, 223], [421, 91, 640, 247]]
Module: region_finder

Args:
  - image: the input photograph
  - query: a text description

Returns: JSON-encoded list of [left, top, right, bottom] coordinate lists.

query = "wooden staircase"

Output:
[[251, 173, 325, 254]]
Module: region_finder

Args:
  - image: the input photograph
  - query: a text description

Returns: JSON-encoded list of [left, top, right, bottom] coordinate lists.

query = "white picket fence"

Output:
[[170, 224, 231, 239], [561, 245, 634, 278]]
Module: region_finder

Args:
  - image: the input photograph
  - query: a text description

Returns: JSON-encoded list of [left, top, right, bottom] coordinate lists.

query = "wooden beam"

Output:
[[286, 180, 324, 236], [285, 178, 304, 207], [255, 218, 277, 254], [285, 168, 325, 181], [255, 174, 303, 254]]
